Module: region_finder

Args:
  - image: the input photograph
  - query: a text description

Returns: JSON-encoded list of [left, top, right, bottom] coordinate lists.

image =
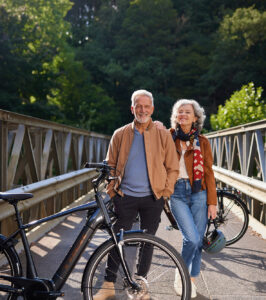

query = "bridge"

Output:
[[0, 109, 109, 238], [0, 109, 266, 299], [206, 119, 266, 238]]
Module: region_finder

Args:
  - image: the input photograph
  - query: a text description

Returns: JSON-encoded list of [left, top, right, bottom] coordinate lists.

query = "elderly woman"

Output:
[[169, 99, 217, 298]]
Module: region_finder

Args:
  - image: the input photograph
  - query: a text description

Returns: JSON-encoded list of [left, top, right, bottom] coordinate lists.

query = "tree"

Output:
[[170, 1, 266, 126], [106, 0, 179, 125], [0, 0, 117, 133], [0, 0, 73, 118], [2, 0, 266, 133], [0, 7, 24, 110], [210, 82, 266, 130], [50, 45, 118, 134], [203, 6, 266, 111]]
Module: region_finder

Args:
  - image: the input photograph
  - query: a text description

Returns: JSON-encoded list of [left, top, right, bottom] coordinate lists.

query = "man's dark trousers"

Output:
[[105, 194, 164, 282]]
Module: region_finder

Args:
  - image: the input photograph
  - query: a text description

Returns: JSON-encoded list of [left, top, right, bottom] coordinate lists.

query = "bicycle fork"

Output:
[[109, 227, 142, 291], [95, 190, 141, 290], [95, 189, 141, 291]]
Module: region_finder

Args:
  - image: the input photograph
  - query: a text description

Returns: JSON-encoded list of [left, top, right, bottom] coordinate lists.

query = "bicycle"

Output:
[[165, 187, 249, 246], [215, 187, 249, 246], [0, 161, 191, 299]]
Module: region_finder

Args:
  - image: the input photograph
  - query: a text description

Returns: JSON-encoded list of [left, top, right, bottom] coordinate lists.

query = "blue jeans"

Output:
[[170, 179, 208, 277]]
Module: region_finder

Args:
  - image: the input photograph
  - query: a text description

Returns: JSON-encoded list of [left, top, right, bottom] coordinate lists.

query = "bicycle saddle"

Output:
[[0, 192, 33, 204]]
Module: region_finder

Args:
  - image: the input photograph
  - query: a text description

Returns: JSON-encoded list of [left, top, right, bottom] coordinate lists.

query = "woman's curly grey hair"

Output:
[[170, 99, 206, 131]]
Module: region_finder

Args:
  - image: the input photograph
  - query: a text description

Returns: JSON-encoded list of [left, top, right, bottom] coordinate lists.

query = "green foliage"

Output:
[[75, 85, 118, 134], [219, 6, 266, 49], [1, 0, 266, 134], [0, 0, 117, 133], [203, 6, 266, 111], [210, 82, 266, 130], [49, 46, 118, 134], [0, 0, 72, 115]]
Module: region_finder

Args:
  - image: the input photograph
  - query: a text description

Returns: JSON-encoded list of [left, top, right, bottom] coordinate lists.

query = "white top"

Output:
[[178, 141, 189, 179]]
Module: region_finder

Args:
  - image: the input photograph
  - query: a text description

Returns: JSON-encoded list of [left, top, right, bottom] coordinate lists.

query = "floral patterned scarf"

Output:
[[172, 125, 204, 193]]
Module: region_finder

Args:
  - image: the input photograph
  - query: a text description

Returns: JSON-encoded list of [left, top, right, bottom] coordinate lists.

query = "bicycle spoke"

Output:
[[92, 244, 181, 299], [83, 233, 190, 299], [0, 251, 14, 299], [217, 193, 249, 246]]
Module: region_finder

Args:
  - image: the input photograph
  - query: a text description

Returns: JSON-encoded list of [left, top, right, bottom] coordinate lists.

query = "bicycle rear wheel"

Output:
[[82, 232, 191, 300], [216, 192, 249, 246], [0, 245, 22, 299]]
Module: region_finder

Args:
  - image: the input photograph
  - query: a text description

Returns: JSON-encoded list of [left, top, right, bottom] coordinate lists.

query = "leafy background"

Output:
[[0, 0, 265, 134]]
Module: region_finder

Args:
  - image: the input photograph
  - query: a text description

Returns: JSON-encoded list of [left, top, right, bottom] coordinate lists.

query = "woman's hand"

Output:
[[208, 204, 217, 220], [153, 120, 166, 129]]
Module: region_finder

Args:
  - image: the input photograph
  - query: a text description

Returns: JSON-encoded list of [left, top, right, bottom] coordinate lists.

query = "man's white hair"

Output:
[[131, 90, 154, 106]]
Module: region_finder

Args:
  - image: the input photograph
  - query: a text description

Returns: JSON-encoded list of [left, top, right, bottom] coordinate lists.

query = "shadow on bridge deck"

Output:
[[24, 210, 266, 300]]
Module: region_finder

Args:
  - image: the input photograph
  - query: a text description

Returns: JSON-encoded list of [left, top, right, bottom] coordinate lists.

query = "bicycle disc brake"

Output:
[[125, 275, 149, 300]]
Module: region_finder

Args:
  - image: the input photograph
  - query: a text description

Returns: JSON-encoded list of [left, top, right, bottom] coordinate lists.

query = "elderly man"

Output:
[[94, 89, 179, 300]]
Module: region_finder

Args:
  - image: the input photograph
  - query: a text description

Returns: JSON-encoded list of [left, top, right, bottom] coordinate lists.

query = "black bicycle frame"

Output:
[[2, 193, 108, 292], [52, 205, 104, 290], [1, 169, 141, 296]]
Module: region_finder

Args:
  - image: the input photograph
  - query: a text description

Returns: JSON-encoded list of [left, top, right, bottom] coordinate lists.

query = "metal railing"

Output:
[[0, 109, 111, 235], [0, 109, 110, 191], [206, 119, 266, 226], [1, 109, 265, 236], [0, 168, 98, 251]]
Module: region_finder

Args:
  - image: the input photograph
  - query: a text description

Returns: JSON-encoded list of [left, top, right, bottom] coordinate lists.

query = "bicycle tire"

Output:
[[216, 192, 249, 246], [0, 243, 22, 300], [82, 232, 191, 300]]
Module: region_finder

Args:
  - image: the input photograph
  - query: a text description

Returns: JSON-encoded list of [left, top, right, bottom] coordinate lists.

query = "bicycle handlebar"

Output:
[[84, 161, 117, 188], [84, 161, 115, 171]]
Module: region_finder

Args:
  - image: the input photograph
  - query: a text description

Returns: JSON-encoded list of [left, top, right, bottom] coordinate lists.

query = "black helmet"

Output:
[[203, 219, 226, 254]]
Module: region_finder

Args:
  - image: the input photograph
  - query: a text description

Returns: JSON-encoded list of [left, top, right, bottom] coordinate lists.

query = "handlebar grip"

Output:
[[84, 162, 107, 169], [84, 161, 115, 171]]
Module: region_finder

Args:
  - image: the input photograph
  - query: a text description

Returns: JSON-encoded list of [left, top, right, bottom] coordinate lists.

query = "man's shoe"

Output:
[[191, 281, 197, 298], [93, 281, 115, 300]]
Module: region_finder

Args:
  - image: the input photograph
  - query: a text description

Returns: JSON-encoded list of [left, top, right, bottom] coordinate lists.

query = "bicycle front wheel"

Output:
[[0, 245, 22, 299], [82, 232, 191, 300], [216, 192, 249, 246]]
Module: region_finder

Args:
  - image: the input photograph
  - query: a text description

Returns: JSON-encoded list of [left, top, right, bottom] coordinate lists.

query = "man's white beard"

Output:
[[135, 115, 150, 123]]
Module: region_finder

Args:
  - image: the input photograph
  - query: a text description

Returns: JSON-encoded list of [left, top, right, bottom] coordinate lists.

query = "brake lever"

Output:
[[106, 176, 118, 184]]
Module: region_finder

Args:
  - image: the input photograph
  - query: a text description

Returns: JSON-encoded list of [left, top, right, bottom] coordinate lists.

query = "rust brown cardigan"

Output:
[[106, 121, 179, 199], [170, 128, 217, 205]]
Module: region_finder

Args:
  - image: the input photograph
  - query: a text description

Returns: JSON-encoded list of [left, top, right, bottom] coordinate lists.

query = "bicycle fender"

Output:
[[221, 191, 250, 214], [119, 229, 145, 235], [0, 234, 18, 250], [0, 234, 23, 277]]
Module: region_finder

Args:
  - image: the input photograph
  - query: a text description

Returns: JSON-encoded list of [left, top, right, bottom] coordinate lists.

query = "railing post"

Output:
[[0, 121, 8, 191]]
